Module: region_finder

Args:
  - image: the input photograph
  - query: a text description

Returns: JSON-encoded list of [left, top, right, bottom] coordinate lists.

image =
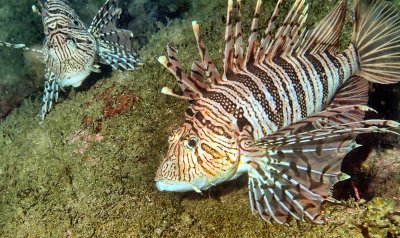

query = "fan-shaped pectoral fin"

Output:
[[248, 117, 400, 223]]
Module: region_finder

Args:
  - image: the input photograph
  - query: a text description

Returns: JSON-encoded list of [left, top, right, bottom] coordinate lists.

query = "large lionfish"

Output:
[[0, 0, 139, 120], [155, 0, 400, 223]]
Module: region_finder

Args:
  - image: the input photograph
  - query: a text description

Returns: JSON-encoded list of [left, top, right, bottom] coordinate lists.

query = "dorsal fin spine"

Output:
[[244, 0, 262, 67], [297, 0, 347, 56], [234, 0, 244, 69], [262, 0, 309, 61], [223, 0, 235, 79], [192, 21, 221, 85], [158, 49, 204, 98], [256, 0, 283, 63]]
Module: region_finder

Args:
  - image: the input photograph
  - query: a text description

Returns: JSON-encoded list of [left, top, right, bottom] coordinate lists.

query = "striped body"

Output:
[[41, 0, 97, 87], [156, 0, 400, 223], [196, 47, 358, 141]]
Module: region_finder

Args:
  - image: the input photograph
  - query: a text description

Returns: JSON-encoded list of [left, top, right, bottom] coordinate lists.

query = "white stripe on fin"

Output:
[[248, 119, 399, 223]]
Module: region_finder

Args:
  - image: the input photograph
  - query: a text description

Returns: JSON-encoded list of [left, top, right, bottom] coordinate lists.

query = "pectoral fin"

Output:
[[248, 115, 399, 223], [40, 69, 59, 120]]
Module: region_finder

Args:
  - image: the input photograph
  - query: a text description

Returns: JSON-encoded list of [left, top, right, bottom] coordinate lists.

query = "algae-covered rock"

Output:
[[0, 0, 399, 237]]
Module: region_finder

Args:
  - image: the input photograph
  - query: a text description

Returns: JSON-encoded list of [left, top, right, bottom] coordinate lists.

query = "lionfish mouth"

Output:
[[155, 177, 209, 193]]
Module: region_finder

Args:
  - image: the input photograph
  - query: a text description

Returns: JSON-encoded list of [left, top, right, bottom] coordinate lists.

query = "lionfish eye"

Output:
[[185, 136, 198, 150], [47, 23, 56, 30], [188, 139, 197, 147], [66, 38, 76, 46]]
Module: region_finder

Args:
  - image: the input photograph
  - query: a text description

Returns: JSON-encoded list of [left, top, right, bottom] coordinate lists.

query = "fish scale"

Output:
[[0, 0, 140, 120], [156, 0, 400, 224]]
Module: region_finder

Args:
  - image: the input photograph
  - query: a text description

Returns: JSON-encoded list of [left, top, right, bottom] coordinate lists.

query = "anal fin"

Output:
[[325, 76, 370, 124], [328, 76, 369, 109]]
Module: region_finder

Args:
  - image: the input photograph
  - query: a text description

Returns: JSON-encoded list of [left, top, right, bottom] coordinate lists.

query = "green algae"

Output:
[[1, 0, 400, 237]]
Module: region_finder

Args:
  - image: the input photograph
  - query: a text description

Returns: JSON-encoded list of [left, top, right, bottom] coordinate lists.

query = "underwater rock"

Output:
[[363, 149, 400, 210]]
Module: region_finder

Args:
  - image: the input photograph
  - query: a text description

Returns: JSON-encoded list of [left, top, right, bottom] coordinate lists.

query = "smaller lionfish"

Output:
[[155, 0, 400, 223], [0, 0, 140, 120]]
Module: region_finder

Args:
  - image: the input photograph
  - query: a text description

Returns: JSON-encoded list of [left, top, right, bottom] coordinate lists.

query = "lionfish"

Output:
[[0, 0, 140, 120], [155, 0, 400, 223]]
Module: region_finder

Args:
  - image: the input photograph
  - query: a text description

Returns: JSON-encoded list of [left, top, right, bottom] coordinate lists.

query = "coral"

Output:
[[0, 0, 399, 237]]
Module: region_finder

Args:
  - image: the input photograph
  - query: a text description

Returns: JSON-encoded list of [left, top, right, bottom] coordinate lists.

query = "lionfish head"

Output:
[[155, 107, 241, 193], [40, 0, 97, 87], [155, 15, 243, 193]]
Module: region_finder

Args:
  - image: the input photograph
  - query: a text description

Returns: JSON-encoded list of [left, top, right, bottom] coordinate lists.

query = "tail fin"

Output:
[[352, 0, 400, 84]]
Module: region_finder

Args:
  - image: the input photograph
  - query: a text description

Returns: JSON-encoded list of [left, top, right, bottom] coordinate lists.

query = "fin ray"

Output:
[[352, 0, 400, 84], [90, 0, 140, 70], [192, 22, 221, 84], [261, 0, 308, 61], [248, 119, 399, 223], [297, 0, 347, 55], [40, 70, 59, 120]]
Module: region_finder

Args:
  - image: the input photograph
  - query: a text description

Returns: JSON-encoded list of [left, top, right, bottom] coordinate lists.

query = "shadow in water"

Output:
[[177, 175, 248, 202], [75, 64, 113, 92]]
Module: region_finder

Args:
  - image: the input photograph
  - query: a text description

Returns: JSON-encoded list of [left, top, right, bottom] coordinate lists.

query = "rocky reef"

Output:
[[0, 0, 399, 237]]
